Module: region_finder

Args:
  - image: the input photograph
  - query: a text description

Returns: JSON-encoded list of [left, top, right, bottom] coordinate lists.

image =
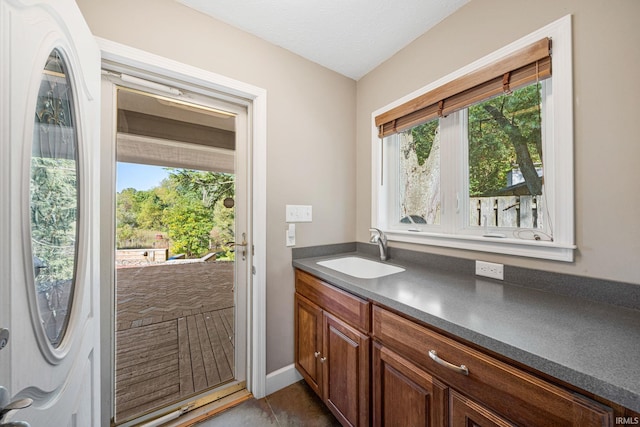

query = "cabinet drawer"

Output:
[[372, 306, 612, 426], [295, 269, 370, 332]]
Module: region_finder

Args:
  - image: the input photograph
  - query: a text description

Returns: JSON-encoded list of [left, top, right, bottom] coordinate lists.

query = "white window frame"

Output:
[[371, 15, 574, 262]]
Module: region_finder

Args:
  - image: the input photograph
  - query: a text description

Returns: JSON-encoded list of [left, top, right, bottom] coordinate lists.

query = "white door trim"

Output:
[[95, 37, 267, 424]]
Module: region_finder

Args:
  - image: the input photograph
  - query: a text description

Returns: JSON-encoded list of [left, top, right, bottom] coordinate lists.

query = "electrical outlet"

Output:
[[475, 260, 504, 280]]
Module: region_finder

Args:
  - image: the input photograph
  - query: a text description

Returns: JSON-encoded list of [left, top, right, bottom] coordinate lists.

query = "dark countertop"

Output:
[[292, 249, 640, 413]]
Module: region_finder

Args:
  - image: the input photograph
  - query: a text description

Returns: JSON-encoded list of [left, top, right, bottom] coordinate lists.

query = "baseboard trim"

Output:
[[265, 364, 303, 396]]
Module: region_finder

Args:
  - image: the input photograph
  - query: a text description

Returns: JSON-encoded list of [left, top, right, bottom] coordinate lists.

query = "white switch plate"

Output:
[[286, 205, 312, 223], [286, 223, 296, 247], [475, 260, 504, 280]]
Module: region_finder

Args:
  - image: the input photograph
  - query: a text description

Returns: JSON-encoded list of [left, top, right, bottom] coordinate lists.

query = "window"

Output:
[[30, 49, 79, 347], [467, 83, 546, 233], [372, 16, 574, 261]]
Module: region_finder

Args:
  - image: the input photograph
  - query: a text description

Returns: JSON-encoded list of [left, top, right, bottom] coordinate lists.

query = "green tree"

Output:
[[406, 85, 544, 198], [163, 169, 235, 257], [468, 83, 543, 196], [164, 197, 215, 257], [137, 190, 166, 230], [408, 120, 438, 166], [116, 188, 140, 228], [30, 157, 77, 289], [115, 168, 235, 257], [209, 200, 235, 259], [167, 169, 234, 208], [116, 188, 147, 247]]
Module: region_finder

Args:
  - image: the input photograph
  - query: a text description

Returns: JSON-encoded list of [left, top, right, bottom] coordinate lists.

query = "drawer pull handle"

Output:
[[320, 357, 327, 363], [314, 351, 321, 358], [429, 350, 469, 376]]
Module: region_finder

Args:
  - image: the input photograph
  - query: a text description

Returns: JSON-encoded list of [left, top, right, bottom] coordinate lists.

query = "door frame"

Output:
[[96, 37, 267, 426]]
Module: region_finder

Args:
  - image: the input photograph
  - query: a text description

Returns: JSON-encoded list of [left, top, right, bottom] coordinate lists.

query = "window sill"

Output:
[[384, 229, 575, 262]]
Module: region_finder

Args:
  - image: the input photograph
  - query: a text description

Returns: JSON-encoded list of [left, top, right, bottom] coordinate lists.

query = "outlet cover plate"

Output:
[[475, 260, 504, 280]]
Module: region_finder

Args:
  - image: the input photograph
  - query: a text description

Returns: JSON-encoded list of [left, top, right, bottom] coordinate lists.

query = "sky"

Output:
[[116, 162, 170, 192]]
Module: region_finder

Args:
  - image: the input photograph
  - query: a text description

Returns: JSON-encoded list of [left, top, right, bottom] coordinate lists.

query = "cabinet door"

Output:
[[373, 306, 613, 426], [323, 312, 370, 427], [373, 343, 448, 427], [295, 293, 323, 396], [450, 390, 515, 427]]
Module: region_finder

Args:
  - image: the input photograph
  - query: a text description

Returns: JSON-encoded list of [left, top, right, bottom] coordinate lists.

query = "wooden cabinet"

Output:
[[295, 270, 370, 427], [373, 340, 516, 427], [323, 312, 369, 426], [372, 305, 613, 427], [449, 390, 516, 427], [373, 342, 447, 427], [294, 269, 619, 427], [294, 293, 323, 395]]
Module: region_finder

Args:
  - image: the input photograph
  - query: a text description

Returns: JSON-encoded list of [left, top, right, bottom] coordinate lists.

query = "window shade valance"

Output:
[[375, 37, 552, 138]]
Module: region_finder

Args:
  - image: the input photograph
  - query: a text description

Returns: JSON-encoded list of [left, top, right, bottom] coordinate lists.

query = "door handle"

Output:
[[0, 387, 33, 424], [1, 421, 30, 426], [228, 233, 248, 260], [0, 329, 8, 351], [229, 232, 247, 247]]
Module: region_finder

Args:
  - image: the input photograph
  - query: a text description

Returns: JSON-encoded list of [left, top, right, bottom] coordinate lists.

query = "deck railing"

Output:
[[470, 195, 544, 229]]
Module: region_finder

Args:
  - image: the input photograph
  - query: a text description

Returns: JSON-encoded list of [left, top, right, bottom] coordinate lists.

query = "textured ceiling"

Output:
[[177, 0, 469, 80]]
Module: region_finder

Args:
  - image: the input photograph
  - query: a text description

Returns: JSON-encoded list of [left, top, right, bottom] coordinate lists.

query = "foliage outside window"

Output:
[[398, 120, 440, 226], [373, 17, 574, 261], [390, 81, 545, 230], [30, 49, 79, 347], [468, 83, 544, 229], [116, 168, 235, 260]]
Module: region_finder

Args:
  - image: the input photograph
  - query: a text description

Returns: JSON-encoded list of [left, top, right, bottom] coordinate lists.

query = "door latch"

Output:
[[0, 329, 8, 351], [228, 233, 248, 261]]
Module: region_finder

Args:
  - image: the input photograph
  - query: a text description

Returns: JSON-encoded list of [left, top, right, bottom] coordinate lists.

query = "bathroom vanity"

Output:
[[293, 246, 640, 426]]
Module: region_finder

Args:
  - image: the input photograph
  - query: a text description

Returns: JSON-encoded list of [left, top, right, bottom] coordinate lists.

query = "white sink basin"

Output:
[[317, 256, 405, 279]]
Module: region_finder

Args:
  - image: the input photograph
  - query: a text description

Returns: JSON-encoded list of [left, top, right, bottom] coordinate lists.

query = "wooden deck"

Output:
[[115, 262, 235, 422]]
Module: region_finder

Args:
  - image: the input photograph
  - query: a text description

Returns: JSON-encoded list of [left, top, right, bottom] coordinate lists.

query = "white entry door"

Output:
[[0, 0, 101, 426]]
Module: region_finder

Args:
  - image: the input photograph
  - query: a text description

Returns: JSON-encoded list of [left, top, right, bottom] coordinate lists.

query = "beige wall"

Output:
[[79, 0, 639, 381], [356, 0, 640, 284], [76, 0, 357, 373]]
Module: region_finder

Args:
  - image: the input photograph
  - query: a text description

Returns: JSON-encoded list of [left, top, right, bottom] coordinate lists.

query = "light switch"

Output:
[[286, 223, 296, 247], [286, 205, 312, 223]]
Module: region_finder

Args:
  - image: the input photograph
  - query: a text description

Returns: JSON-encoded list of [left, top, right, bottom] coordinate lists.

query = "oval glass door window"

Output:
[[30, 49, 79, 348]]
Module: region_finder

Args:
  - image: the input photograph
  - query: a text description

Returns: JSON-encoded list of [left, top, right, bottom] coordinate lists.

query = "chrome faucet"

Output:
[[369, 228, 389, 261]]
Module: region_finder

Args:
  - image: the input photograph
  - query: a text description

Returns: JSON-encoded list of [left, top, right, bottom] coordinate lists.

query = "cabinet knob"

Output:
[[314, 351, 321, 358], [320, 357, 327, 363]]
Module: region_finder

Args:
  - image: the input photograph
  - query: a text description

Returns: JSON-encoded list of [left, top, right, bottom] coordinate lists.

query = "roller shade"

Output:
[[375, 38, 552, 138]]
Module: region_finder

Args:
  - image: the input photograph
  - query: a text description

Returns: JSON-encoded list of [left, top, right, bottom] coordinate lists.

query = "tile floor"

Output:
[[195, 381, 341, 426]]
